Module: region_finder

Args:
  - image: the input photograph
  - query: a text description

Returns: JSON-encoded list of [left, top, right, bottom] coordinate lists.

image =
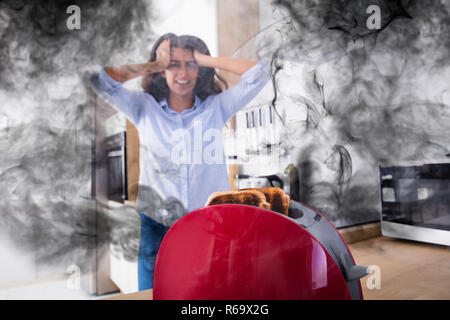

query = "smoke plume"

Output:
[[0, 0, 154, 280]]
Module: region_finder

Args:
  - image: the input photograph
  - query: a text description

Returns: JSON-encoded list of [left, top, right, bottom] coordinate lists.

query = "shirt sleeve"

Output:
[[216, 59, 272, 124], [90, 68, 144, 126]]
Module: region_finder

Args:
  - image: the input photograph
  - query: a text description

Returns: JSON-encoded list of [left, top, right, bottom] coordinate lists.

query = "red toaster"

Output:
[[153, 200, 367, 299]]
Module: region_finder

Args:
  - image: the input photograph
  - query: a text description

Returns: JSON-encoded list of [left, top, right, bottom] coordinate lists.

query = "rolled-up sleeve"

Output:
[[217, 60, 272, 124], [90, 68, 144, 126]]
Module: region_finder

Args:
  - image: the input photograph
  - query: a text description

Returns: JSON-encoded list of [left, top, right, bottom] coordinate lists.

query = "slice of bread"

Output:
[[239, 187, 290, 216], [205, 190, 271, 210]]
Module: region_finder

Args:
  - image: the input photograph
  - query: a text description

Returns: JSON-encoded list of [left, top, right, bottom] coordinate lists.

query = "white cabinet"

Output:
[[110, 250, 138, 294], [108, 200, 140, 294]]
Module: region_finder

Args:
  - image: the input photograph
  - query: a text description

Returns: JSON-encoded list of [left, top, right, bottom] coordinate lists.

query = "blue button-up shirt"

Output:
[[90, 60, 271, 226]]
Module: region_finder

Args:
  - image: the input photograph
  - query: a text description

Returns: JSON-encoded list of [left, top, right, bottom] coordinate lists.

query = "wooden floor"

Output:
[[348, 236, 450, 300], [105, 289, 153, 300]]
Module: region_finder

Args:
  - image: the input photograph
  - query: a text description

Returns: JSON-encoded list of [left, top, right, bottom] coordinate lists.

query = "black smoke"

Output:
[[0, 0, 154, 280], [235, 0, 450, 227]]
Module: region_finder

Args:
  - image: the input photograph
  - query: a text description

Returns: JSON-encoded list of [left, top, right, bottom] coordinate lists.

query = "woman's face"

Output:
[[161, 46, 199, 98]]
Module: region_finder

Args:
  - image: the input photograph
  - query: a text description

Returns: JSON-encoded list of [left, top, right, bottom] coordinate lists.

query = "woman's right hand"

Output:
[[155, 39, 171, 72]]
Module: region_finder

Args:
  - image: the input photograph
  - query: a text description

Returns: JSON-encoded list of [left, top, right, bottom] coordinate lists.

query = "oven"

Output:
[[104, 131, 127, 203]]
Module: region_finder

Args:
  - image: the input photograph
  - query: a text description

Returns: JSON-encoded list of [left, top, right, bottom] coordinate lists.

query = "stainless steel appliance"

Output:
[[234, 163, 300, 202], [380, 162, 450, 246]]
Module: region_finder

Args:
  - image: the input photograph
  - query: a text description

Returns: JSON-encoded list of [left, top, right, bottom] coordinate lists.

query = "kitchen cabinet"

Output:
[[108, 200, 139, 294]]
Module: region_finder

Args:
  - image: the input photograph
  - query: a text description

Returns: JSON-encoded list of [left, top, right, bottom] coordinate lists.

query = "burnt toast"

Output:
[[204, 187, 290, 215], [239, 187, 290, 215], [204, 190, 271, 210]]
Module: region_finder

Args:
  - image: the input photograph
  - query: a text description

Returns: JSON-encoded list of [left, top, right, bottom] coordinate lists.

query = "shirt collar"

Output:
[[160, 95, 201, 114]]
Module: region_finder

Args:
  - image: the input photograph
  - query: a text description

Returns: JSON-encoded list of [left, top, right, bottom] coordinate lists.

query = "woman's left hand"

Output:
[[193, 49, 210, 67]]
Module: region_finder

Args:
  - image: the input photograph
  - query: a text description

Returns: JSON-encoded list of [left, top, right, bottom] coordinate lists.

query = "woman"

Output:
[[91, 33, 271, 290]]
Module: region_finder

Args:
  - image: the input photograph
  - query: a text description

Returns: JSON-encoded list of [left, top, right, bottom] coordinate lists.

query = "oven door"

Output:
[[105, 132, 127, 203]]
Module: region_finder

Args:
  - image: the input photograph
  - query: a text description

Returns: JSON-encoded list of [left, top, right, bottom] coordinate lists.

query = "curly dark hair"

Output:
[[141, 33, 228, 102]]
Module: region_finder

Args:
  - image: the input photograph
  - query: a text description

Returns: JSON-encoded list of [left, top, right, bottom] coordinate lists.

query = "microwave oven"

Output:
[[379, 162, 450, 246]]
